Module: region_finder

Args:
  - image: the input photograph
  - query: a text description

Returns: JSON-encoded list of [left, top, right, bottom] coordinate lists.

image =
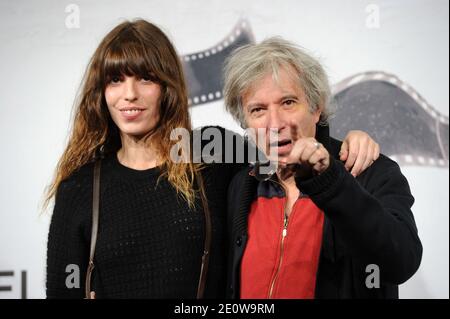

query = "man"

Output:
[[223, 37, 422, 298]]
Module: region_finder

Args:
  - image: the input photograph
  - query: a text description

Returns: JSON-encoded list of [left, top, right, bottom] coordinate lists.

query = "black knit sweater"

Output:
[[46, 149, 242, 298]]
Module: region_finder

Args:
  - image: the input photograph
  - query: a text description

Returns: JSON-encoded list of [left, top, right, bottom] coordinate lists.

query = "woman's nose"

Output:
[[124, 78, 138, 101]]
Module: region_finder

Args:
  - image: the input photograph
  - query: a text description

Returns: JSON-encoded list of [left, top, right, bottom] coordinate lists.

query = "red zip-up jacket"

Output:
[[240, 187, 324, 298], [227, 127, 422, 299]]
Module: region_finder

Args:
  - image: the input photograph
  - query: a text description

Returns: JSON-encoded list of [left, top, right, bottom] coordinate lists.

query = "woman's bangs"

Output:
[[102, 40, 155, 84]]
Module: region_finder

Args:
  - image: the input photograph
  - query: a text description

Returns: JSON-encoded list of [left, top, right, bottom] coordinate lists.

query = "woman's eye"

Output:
[[140, 75, 153, 82], [110, 76, 121, 84]]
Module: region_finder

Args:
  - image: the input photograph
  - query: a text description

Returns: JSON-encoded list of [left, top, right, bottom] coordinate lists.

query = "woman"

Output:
[[45, 20, 379, 298]]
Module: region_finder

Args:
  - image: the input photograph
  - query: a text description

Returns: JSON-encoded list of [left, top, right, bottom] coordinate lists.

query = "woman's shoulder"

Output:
[[63, 161, 95, 183], [56, 161, 96, 199], [49, 161, 97, 233]]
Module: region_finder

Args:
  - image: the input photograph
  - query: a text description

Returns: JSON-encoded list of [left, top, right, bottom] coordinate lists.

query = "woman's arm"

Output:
[[46, 181, 89, 299], [340, 130, 380, 176]]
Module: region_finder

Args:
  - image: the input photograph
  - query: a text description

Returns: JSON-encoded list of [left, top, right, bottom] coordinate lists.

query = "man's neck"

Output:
[[278, 172, 300, 218]]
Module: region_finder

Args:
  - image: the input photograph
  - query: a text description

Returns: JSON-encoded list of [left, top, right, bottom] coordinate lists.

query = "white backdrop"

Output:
[[0, 0, 448, 299]]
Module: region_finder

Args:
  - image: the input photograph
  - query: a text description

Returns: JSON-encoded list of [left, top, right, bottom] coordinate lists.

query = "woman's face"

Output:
[[105, 74, 161, 138]]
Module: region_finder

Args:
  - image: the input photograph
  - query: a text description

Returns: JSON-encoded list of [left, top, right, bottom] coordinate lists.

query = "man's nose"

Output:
[[266, 107, 286, 132]]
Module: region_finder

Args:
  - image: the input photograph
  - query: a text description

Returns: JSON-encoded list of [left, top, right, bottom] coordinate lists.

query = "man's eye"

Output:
[[283, 100, 295, 106], [141, 76, 152, 82], [250, 107, 263, 114]]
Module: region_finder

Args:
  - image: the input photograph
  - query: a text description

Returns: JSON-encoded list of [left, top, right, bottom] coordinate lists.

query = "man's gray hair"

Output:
[[223, 37, 332, 128]]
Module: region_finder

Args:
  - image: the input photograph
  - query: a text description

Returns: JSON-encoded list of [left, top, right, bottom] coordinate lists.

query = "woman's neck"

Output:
[[117, 133, 160, 170]]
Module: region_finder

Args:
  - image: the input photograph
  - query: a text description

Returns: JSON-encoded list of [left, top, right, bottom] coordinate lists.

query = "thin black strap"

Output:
[[85, 160, 101, 299], [196, 172, 211, 299]]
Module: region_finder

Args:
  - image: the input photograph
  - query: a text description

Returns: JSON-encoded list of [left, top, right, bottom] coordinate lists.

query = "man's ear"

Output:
[[313, 107, 322, 124]]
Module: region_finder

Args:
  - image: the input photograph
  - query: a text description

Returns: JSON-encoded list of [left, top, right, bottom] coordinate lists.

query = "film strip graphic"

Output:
[[181, 19, 255, 107], [182, 19, 448, 168], [332, 71, 448, 167]]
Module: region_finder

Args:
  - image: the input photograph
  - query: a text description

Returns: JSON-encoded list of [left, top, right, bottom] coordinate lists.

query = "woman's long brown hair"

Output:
[[44, 19, 201, 209]]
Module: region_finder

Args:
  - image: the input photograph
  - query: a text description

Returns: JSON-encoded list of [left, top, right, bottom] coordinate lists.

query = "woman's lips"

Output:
[[120, 109, 145, 121]]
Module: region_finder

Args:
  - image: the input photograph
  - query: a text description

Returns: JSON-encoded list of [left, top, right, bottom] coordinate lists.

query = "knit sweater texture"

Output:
[[46, 149, 241, 298]]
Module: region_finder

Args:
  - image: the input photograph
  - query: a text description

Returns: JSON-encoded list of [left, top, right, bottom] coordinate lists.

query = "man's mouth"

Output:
[[270, 139, 292, 147]]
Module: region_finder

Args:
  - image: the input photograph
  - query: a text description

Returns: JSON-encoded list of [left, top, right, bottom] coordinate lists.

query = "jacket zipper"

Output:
[[268, 197, 289, 299]]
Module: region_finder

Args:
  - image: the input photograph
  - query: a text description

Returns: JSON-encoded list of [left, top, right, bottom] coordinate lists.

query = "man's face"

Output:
[[242, 67, 321, 161]]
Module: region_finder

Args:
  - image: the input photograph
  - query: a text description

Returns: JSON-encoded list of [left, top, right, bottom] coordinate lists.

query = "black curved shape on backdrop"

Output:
[[181, 20, 255, 106], [182, 21, 449, 168], [331, 72, 448, 167]]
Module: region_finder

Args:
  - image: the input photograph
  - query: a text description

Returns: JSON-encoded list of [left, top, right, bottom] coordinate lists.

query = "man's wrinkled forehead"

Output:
[[241, 66, 304, 105]]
